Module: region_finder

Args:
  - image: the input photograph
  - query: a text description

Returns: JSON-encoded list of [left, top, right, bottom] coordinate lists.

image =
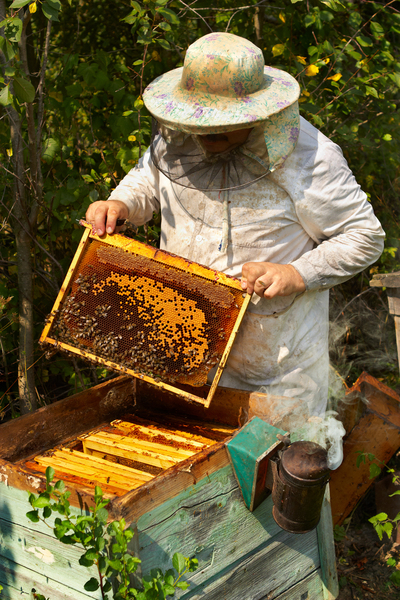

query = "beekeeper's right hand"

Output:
[[86, 200, 129, 236]]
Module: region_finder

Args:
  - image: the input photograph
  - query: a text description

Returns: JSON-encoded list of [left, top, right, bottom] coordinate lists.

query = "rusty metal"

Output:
[[270, 441, 330, 534], [40, 222, 249, 407]]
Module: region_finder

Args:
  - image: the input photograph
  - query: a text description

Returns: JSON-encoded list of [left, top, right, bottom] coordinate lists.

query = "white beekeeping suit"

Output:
[[108, 115, 384, 416]]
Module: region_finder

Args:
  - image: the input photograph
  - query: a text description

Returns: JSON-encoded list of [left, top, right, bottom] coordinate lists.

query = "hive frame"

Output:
[[40, 222, 251, 408]]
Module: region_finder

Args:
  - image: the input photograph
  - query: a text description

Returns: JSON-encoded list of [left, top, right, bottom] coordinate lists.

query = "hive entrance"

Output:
[[40, 223, 250, 407]]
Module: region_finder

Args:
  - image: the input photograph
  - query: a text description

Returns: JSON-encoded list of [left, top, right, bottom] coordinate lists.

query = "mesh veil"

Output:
[[149, 119, 271, 192]]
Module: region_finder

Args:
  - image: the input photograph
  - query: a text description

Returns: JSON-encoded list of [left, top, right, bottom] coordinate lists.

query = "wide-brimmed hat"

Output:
[[143, 32, 300, 134]]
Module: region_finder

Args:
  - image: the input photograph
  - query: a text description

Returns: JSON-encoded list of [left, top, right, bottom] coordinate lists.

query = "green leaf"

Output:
[[54, 480, 65, 492], [356, 452, 365, 468], [84, 578, 99, 592], [320, 0, 345, 10], [157, 38, 171, 50], [134, 97, 144, 110], [389, 73, 400, 88], [0, 84, 13, 106], [365, 85, 378, 98], [356, 35, 373, 47], [157, 21, 171, 30], [42, 1, 60, 21], [156, 7, 180, 25], [13, 75, 35, 104], [45, 466, 55, 484], [10, 0, 31, 6], [5, 17, 23, 42], [79, 555, 95, 567], [382, 134, 392, 141], [32, 495, 51, 508], [291, 0, 304, 3], [26, 510, 39, 522], [176, 581, 189, 590], [172, 552, 186, 574], [96, 507, 108, 523], [42, 138, 60, 163], [43, 506, 52, 519], [370, 21, 384, 37], [375, 512, 388, 522], [382, 522, 393, 539], [163, 583, 175, 595], [47, 0, 61, 8]]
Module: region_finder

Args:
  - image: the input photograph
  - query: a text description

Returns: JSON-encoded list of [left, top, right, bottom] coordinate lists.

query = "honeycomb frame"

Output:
[[40, 221, 251, 408]]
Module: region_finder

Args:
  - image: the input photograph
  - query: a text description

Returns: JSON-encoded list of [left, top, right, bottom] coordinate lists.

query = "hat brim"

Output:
[[143, 66, 300, 134]]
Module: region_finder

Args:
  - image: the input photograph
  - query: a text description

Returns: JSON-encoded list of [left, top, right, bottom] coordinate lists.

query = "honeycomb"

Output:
[[45, 233, 246, 388]]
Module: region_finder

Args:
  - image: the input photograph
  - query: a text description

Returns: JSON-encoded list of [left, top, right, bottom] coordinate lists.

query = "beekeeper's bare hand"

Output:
[[85, 200, 129, 236], [241, 262, 306, 299]]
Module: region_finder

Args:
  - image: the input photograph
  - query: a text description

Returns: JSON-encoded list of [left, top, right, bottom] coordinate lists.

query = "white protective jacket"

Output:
[[109, 117, 385, 416]]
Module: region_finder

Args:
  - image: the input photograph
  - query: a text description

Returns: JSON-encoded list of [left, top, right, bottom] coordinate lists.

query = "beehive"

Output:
[[40, 222, 250, 407]]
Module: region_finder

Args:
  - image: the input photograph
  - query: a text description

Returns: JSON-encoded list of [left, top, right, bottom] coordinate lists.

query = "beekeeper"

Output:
[[86, 32, 384, 417]]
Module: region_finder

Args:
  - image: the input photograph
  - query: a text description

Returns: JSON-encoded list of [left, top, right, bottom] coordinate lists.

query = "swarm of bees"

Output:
[[43, 240, 244, 387]]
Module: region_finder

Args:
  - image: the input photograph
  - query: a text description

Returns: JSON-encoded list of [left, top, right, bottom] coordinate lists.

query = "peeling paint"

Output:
[[0, 472, 8, 486], [27, 476, 41, 489], [26, 546, 55, 565]]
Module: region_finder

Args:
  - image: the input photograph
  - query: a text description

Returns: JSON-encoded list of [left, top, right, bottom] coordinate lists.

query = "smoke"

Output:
[[290, 411, 346, 470]]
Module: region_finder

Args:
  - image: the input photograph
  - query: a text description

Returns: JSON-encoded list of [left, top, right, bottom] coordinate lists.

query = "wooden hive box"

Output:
[[0, 376, 338, 600]]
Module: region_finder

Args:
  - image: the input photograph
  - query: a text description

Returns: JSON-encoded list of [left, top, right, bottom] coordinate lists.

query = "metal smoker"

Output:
[[226, 418, 330, 534], [269, 440, 330, 533]]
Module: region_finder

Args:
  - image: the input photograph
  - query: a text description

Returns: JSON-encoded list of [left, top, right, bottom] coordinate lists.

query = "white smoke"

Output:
[[290, 411, 346, 470]]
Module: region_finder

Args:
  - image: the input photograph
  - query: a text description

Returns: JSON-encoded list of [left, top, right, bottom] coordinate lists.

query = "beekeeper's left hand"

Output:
[[241, 262, 306, 298]]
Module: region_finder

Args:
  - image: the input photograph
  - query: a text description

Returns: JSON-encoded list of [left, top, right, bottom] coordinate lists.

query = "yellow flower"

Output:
[[296, 56, 307, 65], [6, 148, 13, 158], [322, 57, 330, 64], [128, 135, 137, 142], [279, 12, 286, 23], [305, 65, 319, 77], [327, 73, 342, 81], [29, 2, 37, 13]]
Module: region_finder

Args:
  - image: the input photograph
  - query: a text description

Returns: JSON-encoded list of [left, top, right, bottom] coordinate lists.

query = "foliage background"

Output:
[[0, 0, 399, 418]]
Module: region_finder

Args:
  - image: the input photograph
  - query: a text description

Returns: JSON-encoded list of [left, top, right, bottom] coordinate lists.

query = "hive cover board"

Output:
[[40, 222, 250, 407]]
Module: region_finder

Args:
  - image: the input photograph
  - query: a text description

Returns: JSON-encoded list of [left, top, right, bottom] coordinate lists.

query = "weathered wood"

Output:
[[178, 527, 319, 600], [316, 487, 339, 600], [135, 464, 321, 599], [0, 375, 135, 462], [0, 555, 99, 600], [0, 519, 100, 594], [0, 482, 101, 600], [108, 443, 231, 524], [24, 459, 126, 497], [370, 271, 400, 288], [330, 373, 400, 525], [81, 432, 189, 469], [135, 379, 251, 428], [262, 570, 325, 600], [0, 458, 118, 507], [336, 391, 364, 436], [81, 430, 196, 460], [110, 419, 207, 448], [34, 449, 151, 490]]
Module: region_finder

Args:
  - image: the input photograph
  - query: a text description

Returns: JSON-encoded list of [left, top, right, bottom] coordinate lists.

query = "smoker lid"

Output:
[[280, 441, 330, 485]]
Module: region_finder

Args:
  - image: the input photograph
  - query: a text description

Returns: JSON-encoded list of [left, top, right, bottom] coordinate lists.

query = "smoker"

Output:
[[227, 418, 331, 534]]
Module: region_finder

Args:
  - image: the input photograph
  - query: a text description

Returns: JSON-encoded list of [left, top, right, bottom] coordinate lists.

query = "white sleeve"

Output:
[[108, 148, 160, 226], [290, 141, 385, 290]]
